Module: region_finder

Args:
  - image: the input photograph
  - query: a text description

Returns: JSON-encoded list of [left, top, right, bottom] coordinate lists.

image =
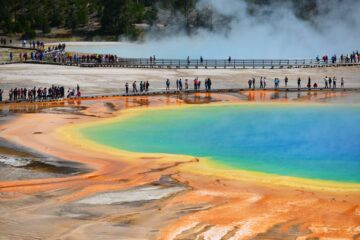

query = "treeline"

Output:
[[0, 0, 100, 38], [0, 0, 322, 39], [0, 0, 198, 39]]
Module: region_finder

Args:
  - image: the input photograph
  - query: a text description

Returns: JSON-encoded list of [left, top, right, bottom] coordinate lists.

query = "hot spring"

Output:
[[80, 103, 360, 183], [65, 40, 357, 59]]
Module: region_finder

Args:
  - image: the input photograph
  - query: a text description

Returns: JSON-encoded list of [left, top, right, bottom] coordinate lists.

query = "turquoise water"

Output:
[[82, 104, 360, 183]]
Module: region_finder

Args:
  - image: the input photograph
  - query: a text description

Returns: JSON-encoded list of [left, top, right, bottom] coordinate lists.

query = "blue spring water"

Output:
[[81, 104, 360, 183]]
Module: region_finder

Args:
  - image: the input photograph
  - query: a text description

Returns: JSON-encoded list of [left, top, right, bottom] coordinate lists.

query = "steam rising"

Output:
[[70, 0, 360, 59]]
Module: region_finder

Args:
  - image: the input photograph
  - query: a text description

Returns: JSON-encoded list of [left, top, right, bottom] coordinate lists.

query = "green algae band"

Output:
[[82, 104, 360, 183]]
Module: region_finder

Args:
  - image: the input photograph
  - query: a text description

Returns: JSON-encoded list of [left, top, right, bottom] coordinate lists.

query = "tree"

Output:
[[101, 0, 145, 37]]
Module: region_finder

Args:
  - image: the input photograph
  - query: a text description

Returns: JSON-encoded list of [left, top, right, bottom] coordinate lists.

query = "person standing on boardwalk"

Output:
[[76, 88, 81, 98], [274, 78, 280, 89], [274, 78, 277, 89], [324, 76, 328, 88], [248, 79, 252, 89], [179, 79, 183, 91], [307, 77, 311, 90], [132, 81, 138, 93], [9, 89, 12, 101], [260, 77, 263, 89], [328, 77, 332, 88], [297, 77, 301, 89], [166, 79, 170, 90], [333, 77, 337, 89], [263, 77, 266, 88], [252, 78, 255, 90], [341, 77, 344, 88], [185, 79, 189, 90], [176, 79, 179, 90], [207, 78, 212, 91], [0, 89, 3, 102], [146, 81, 150, 92], [285, 76, 288, 88], [140, 81, 144, 92], [125, 82, 129, 94]]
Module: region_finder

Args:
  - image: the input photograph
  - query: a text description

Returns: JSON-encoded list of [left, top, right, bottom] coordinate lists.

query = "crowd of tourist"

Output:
[[247, 76, 345, 90], [0, 38, 47, 50], [7, 85, 65, 101], [0, 85, 81, 102], [122, 77, 213, 95], [33, 54, 238, 66], [60, 52, 359, 66], [0, 74, 351, 104], [0, 38, 12, 45], [121, 75, 348, 96], [20, 40, 46, 49], [317, 50, 359, 64], [2, 40, 67, 63], [250, 77, 268, 89], [48, 43, 66, 52], [124, 81, 150, 94], [298, 76, 344, 89], [0, 37, 64, 53], [166, 78, 212, 92], [4, 50, 45, 62], [339, 51, 359, 63], [46, 52, 120, 64]]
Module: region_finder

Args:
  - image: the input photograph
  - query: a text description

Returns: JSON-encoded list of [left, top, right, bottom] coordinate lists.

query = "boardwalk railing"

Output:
[[4, 57, 360, 69], [78, 58, 360, 69], [1, 47, 359, 69]]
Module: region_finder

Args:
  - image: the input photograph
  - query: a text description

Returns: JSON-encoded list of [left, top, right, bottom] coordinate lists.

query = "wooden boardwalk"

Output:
[[81, 59, 360, 69], [1, 88, 359, 105], [1, 47, 359, 69], [82, 87, 360, 98], [9, 59, 360, 69]]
